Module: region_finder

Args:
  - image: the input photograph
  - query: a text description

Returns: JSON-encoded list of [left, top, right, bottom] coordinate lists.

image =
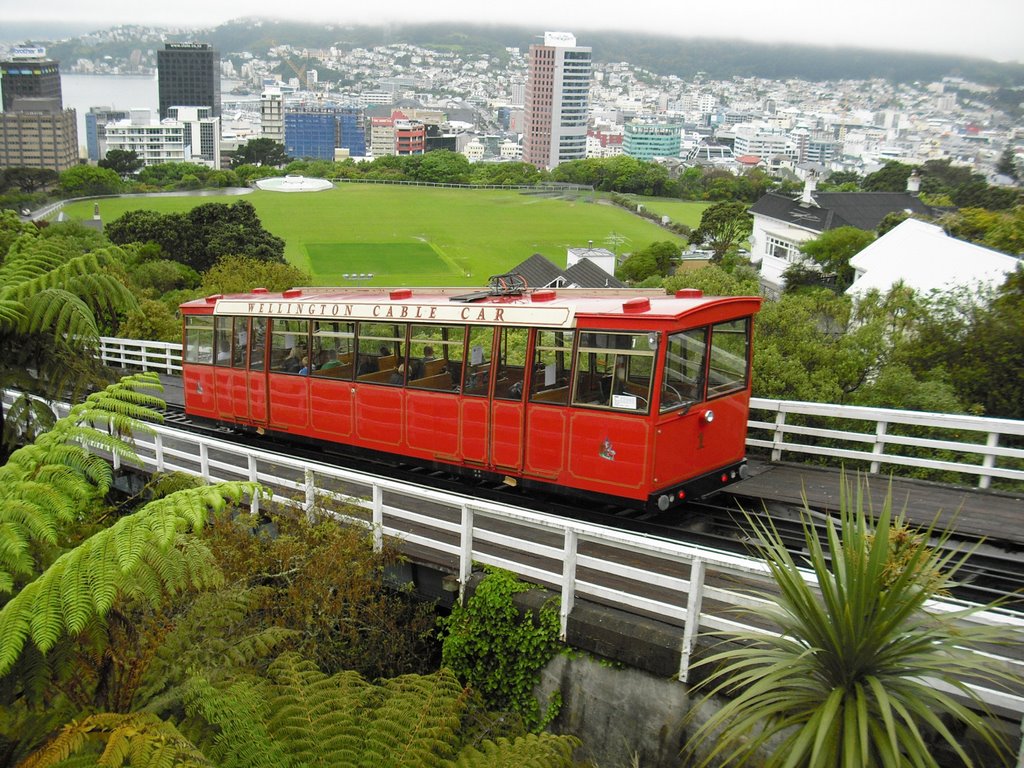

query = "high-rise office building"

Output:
[[260, 87, 284, 144], [85, 107, 130, 161], [1, 47, 62, 111], [523, 32, 591, 170], [157, 43, 221, 119], [0, 47, 78, 172]]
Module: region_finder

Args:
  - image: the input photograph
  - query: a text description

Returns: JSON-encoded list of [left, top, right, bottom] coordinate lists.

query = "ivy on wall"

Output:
[[439, 567, 563, 731]]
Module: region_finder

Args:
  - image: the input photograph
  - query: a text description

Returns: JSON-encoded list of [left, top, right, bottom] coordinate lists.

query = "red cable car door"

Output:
[[488, 327, 527, 473], [247, 318, 269, 426]]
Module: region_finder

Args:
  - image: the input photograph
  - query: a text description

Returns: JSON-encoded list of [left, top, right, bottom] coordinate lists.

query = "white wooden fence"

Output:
[[4, 387, 1024, 759]]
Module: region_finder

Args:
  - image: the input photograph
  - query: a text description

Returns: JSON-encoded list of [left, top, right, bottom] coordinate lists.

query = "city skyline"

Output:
[[1, 1, 1022, 64]]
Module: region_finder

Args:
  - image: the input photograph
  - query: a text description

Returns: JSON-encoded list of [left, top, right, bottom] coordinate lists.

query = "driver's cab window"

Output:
[[572, 331, 655, 413], [660, 328, 707, 413]]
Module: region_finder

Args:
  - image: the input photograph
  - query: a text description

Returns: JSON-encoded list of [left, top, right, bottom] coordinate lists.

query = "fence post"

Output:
[[371, 484, 384, 552], [304, 468, 315, 519], [248, 454, 260, 516], [199, 444, 210, 482], [559, 529, 578, 641], [980, 432, 999, 490], [871, 421, 888, 475], [679, 558, 706, 682], [771, 408, 787, 462], [458, 504, 474, 604]]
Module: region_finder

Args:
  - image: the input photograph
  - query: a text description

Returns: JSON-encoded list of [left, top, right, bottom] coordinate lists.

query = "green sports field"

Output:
[[64, 185, 705, 287]]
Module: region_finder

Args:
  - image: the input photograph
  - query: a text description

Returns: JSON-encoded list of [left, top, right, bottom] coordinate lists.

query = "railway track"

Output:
[[159, 404, 1024, 610]]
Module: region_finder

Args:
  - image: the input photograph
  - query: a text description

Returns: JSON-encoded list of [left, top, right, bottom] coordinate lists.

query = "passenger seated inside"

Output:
[[282, 346, 305, 372], [298, 356, 312, 375], [357, 352, 379, 376], [407, 357, 425, 380], [389, 363, 405, 385], [320, 350, 346, 370], [423, 345, 436, 362]]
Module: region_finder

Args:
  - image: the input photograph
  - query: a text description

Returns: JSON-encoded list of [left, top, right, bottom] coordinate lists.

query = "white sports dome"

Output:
[[255, 174, 333, 192]]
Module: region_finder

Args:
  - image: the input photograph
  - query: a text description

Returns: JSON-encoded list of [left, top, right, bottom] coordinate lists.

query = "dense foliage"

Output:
[[686, 478, 1017, 767], [105, 200, 286, 272]]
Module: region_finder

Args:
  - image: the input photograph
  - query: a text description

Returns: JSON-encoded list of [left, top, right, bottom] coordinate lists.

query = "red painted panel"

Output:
[[524, 406, 567, 480], [248, 371, 268, 425], [354, 386, 403, 448], [653, 393, 749, 488], [406, 390, 460, 460], [268, 373, 309, 431], [310, 378, 353, 439], [490, 401, 524, 471], [214, 368, 241, 420], [229, 370, 249, 421], [183, 366, 217, 418], [460, 399, 490, 465], [567, 412, 650, 497]]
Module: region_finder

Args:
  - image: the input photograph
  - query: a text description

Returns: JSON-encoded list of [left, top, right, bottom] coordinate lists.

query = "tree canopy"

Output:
[[106, 200, 286, 272], [689, 201, 752, 261], [232, 137, 290, 168]]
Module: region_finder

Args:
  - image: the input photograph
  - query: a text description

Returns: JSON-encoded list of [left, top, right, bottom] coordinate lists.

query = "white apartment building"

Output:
[[731, 123, 794, 158], [260, 87, 284, 143], [104, 107, 221, 168]]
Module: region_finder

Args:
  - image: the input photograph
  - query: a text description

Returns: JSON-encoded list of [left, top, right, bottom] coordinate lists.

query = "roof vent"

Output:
[[622, 297, 650, 313], [675, 289, 703, 299], [390, 288, 413, 300], [204, 294, 223, 304], [532, 289, 557, 302], [282, 288, 303, 299]]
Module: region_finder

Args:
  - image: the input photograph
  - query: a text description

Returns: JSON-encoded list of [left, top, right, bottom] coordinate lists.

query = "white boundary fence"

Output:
[[4, 389, 1024, 753], [99, 337, 1024, 489]]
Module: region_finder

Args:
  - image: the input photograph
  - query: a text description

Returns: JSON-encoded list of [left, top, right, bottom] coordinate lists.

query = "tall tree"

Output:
[[689, 201, 752, 262], [232, 138, 290, 168], [787, 226, 876, 293], [58, 165, 123, 198], [98, 149, 143, 178]]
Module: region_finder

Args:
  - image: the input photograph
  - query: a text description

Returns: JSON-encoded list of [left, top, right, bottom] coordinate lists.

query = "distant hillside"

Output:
[[33, 18, 1024, 87]]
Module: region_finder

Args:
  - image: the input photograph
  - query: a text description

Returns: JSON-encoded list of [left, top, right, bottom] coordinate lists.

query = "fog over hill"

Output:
[[6, 19, 1024, 87]]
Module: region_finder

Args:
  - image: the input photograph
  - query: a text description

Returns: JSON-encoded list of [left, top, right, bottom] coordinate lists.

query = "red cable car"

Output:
[[180, 282, 761, 511]]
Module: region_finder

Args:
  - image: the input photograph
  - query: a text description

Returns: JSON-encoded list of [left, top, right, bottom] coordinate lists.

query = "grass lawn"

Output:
[[63, 185, 688, 287], [619, 195, 713, 228]]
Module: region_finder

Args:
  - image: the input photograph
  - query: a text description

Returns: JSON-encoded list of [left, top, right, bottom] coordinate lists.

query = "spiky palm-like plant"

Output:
[[686, 479, 1019, 767]]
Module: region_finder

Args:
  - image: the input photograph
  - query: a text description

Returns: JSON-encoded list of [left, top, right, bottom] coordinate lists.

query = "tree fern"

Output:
[[452, 734, 580, 767], [18, 712, 212, 768], [0, 373, 165, 592], [184, 676, 294, 768], [0, 482, 258, 677]]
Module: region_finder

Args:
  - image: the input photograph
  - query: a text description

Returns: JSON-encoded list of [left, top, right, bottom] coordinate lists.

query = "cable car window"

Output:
[[249, 318, 266, 370], [408, 324, 463, 391], [494, 327, 529, 400], [707, 318, 751, 397], [271, 319, 311, 374], [214, 316, 233, 367], [660, 328, 707, 412], [356, 322, 404, 383], [312, 321, 355, 380], [572, 332, 654, 413], [232, 318, 249, 368], [184, 316, 214, 364], [463, 326, 494, 397], [529, 329, 573, 406]]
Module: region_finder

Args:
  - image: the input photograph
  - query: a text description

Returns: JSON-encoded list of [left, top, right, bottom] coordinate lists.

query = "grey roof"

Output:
[[750, 190, 937, 234], [564, 257, 625, 288], [507, 253, 623, 290]]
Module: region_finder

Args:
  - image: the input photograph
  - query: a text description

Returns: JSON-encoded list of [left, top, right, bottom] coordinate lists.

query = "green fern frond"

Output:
[[362, 670, 465, 767], [0, 297, 26, 328], [19, 712, 212, 768], [0, 482, 259, 676], [184, 676, 291, 768], [452, 733, 580, 768]]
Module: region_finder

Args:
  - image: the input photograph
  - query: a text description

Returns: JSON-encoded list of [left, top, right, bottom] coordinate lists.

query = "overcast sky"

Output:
[[2, 0, 1022, 63]]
